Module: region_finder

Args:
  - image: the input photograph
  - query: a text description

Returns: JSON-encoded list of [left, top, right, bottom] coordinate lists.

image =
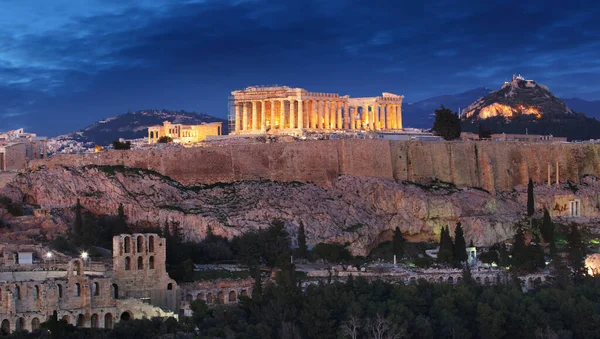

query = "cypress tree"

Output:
[[73, 199, 83, 242], [511, 225, 528, 271], [527, 178, 535, 216], [541, 208, 555, 254], [392, 226, 405, 260], [567, 224, 587, 281], [453, 223, 468, 263], [297, 221, 308, 259], [438, 226, 454, 264], [113, 203, 127, 236], [163, 220, 171, 240]]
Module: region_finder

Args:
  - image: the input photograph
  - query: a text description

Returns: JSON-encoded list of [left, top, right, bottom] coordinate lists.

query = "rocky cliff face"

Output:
[[3, 166, 600, 255]]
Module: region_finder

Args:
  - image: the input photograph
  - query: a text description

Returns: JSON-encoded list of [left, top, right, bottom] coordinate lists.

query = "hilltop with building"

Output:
[[461, 75, 600, 140]]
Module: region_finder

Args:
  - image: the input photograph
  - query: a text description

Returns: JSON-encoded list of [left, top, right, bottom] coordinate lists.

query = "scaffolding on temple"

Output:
[[227, 95, 236, 134]]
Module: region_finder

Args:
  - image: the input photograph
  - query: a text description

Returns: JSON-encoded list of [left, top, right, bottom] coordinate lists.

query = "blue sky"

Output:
[[1, 0, 599, 135]]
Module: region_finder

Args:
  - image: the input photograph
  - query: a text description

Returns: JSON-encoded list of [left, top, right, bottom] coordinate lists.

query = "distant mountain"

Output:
[[460, 76, 600, 141], [402, 87, 493, 128], [563, 98, 600, 119], [66, 109, 228, 145]]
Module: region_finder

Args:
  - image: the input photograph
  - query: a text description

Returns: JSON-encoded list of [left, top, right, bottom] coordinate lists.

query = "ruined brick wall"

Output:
[[30, 140, 600, 192], [4, 144, 27, 171]]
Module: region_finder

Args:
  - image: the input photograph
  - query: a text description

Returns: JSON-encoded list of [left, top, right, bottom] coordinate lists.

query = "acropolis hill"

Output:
[[29, 139, 600, 193]]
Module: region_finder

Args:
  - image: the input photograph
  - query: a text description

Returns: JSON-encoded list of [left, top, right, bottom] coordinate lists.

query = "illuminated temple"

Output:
[[230, 86, 403, 134]]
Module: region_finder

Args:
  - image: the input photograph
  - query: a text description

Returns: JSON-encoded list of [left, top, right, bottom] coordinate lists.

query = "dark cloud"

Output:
[[0, 0, 599, 135]]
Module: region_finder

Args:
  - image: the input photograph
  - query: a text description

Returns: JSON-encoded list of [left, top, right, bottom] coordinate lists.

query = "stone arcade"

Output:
[[230, 86, 403, 134], [0, 234, 178, 334]]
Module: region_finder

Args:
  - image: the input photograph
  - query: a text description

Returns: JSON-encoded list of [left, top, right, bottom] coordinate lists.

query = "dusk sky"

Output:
[[1, 0, 599, 136]]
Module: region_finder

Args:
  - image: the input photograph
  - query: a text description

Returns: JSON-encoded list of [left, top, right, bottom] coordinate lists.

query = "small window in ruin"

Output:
[[137, 236, 143, 253], [569, 200, 581, 217], [93, 282, 99, 296], [125, 257, 131, 271], [124, 237, 131, 253], [15, 286, 21, 300], [34, 285, 40, 300], [148, 236, 155, 252], [149, 256, 155, 269], [74, 283, 81, 297], [137, 256, 143, 270], [57, 284, 63, 298], [167, 283, 173, 290], [111, 284, 119, 299]]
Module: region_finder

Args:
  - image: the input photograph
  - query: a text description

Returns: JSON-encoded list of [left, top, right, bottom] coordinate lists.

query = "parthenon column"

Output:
[[344, 102, 349, 129], [298, 99, 303, 129], [278, 100, 285, 129], [317, 100, 323, 129], [373, 104, 379, 130], [289, 100, 295, 129], [252, 101, 258, 130], [350, 106, 356, 130], [235, 103, 241, 132], [336, 101, 343, 129], [384, 105, 390, 129], [242, 102, 248, 131], [397, 104, 403, 129], [270, 100, 276, 129], [391, 105, 398, 129], [261, 101, 267, 130], [324, 101, 330, 129]]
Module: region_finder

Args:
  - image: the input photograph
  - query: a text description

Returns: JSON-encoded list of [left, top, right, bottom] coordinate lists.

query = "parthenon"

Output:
[[230, 86, 403, 134]]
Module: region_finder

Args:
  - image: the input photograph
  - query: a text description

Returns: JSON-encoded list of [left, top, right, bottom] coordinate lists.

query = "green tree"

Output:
[[297, 221, 309, 259], [73, 198, 83, 243], [567, 224, 587, 281], [478, 124, 492, 139], [453, 223, 468, 263], [527, 178, 535, 216], [190, 299, 209, 324], [158, 136, 173, 143], [540, 208, 555, 253], [438, 226, 454, 264], [477, 303, 506, 339], [392, 227, 405, 260], [113, 203, 128, 235], [511, 225, 528, 271], [432, 105, 461, 140], [112, 140, 131, 150]]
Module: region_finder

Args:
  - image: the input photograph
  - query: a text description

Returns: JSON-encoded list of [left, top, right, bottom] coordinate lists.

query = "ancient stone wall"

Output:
[[30, 140, 600, 192]]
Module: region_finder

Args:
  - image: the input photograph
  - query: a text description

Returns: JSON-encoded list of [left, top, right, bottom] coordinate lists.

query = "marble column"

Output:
[[317, 100, 323, 129], [289, 100, 295, 129], [391, 105, 397, 129], [235, 103, 241, 132], [298, 99, 303, 129], [252, 101, 258, 130], [310, 100, 315, 128], [344, 102, 349, 129], [270, 100, 276, 129], [350, 106, 356, 130], [336, 101, 343, 129], [324, 101, 330, 129], [397, 104, 403, 129], [373, 104, 379, 130], [242, 102, 248, 131], [261, 101, 267, 130]]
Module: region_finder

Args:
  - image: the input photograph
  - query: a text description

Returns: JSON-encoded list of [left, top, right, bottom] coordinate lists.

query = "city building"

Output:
[[0, 234, 178, 334], [147, 121, 223, 144], [229, 86, 403, 134], [0, 129, 47, 171], [460, 132, 567, 143]]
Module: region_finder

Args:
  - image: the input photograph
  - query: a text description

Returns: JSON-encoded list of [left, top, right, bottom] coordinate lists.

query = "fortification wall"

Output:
[[29, 140, 600, 192]]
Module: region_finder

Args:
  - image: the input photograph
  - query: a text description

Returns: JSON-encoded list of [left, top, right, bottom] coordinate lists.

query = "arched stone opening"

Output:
[[0, 320, 9, 335], [124, 237, 131, 253], [241, 290, 248, 297], [34, 285, 40, 300], [93, 282, 99, 296], [149, 236, 155, 252], [206, 293, 213, 304], [16, 317, 24, 332], [72, 259, 83, 276], [438, 276, 444, 283], [91, 314, 99, 328], [475, 277, 481, 284], [15, 285, 21, 300], [74, 283, 81, 297], [217, 291, 225, 304], [196, 293, 204, 301], [229, 290, 237, 303], [137, 236, 144, 253], [62, 315, 70, 324], [137, 256, 143, 270], [111, 284, 119, 299], [149, 256, 155, 269], [125, 256, 131, 271], [57, 284, 63, 298], [120, 311, 132, 321], [76, 314, 84, 327], [31, 317, 40, 331], [167, 283, 173, 290], [448, 276, 454, 284], [104, 313, 113, 329]]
